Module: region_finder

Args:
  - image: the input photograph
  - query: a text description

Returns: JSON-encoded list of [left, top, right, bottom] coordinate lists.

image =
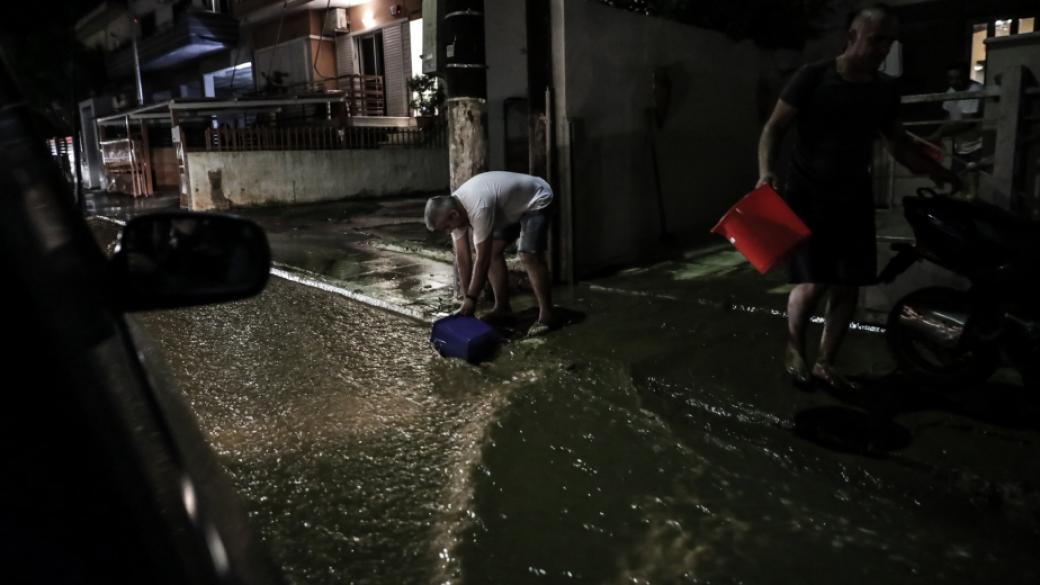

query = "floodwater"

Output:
[[89, 219, 1040, 584], [128, 283, 1039, 585]]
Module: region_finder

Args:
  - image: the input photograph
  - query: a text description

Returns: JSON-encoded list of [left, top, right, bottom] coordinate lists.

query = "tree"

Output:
[[408, 74, 446, 117]]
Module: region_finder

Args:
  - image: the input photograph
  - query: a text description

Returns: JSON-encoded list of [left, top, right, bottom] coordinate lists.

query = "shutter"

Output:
[[336, 34, 356, 77], [382, 22, 407, 116]]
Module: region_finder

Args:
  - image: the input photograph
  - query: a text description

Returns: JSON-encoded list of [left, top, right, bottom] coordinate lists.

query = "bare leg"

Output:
[[786, 283, 827, 383], [486, 239, 512, 316], [812, 286, 861, 390], [521, 251, 553, 325]]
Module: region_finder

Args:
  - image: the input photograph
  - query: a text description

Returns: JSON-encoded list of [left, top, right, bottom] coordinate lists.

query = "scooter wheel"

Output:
[[886, 287, 999, 386]]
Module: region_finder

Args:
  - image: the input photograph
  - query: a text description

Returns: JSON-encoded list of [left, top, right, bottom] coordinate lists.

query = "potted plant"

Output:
[[408, 73, 445, 126]]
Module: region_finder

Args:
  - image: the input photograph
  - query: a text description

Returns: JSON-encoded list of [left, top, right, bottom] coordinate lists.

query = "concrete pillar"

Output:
[[443, 0, 488, 189], [447, 97, 488, 190]]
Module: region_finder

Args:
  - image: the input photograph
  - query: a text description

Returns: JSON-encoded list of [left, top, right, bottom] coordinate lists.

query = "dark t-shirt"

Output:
[[781, 59, 900, 194], [779, 59, 900, 285]]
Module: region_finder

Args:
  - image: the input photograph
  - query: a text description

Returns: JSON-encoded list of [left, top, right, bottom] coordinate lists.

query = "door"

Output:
[[356, 31, 386, 115]]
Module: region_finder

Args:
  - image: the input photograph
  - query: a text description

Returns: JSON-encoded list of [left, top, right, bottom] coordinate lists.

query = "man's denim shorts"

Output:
[[492, 208, 551, 253]]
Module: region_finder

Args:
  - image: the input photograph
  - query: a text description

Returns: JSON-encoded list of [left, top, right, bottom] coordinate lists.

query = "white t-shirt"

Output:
[[451, 171, 553, 245], [942, 81, 984, 155], [942, 81, 983, 119]]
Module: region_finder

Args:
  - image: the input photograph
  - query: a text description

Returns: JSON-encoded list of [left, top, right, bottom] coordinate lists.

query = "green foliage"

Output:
[[407, 73, 445, 117]]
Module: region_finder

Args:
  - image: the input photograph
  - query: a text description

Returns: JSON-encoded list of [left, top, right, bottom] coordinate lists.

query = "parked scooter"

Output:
[[878, 187, 1040, 388]]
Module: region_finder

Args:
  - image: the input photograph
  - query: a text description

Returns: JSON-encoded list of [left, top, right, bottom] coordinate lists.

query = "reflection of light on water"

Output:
[[588, 284, 886, 334]]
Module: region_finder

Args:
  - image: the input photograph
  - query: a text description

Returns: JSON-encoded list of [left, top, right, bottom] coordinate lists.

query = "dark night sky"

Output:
[[0, 0, 100, 35]]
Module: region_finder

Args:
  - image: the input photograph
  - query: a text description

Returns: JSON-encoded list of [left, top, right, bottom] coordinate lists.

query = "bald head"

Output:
[[850, 4, 897, 32], [843, 3, 898, 73]]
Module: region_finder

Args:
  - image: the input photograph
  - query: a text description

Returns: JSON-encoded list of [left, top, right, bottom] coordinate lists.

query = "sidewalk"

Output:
[[84, 189, 925, 346]]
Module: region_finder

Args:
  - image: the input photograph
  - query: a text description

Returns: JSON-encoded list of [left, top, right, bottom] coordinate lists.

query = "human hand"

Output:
[[756, 172, 778, 190], [457, 296, 477, 316]]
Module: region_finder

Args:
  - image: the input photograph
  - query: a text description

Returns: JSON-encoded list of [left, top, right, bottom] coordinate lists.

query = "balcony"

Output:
[[106, 11, 239, 78]]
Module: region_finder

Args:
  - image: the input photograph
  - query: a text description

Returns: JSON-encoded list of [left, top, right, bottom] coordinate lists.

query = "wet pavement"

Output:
[[86, 194, 1040, 584]]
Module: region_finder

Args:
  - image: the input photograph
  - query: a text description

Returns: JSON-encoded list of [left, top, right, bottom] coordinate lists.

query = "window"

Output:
[[970, 23, 987, 83], [968, 17, 1037, 84]]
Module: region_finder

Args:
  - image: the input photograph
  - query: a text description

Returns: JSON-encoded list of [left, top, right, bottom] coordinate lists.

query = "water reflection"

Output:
[[130, 278, 1040, 585]]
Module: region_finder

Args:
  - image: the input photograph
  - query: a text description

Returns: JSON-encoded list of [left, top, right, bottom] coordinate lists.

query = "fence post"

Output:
[[991, 65, 1025, 211]]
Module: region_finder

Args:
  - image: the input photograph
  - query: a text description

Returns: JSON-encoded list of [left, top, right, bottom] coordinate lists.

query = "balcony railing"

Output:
[[267, 74, 386, 117]]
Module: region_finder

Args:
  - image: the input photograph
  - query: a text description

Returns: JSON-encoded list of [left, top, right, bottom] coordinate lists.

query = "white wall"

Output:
[[253, 37, 312, 91], [485, 0, 529, 171], [554, 0, 761, 276], [185, 148, 449, 210]]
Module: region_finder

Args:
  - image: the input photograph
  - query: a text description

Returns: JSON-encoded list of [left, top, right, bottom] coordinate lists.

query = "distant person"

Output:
[[928, 63, 985, 194], [756, 3, 960, 390], [424, 171, 554, 336]]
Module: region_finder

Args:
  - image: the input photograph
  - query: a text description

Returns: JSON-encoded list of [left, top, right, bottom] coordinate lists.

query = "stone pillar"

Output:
[[447, 97, 488, 190], [443, 0, 488, 189]]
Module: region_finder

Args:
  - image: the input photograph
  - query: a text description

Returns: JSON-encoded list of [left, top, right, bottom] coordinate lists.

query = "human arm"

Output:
[[757, 99, 797, 190], [453, 229, 472, 300], [884, 120, 962, 191], [927, 118, 980, 142], [458, 235, 492, 316]]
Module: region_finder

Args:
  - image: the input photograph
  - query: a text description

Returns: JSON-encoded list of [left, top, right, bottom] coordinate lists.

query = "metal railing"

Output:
[[880, 68, 1039, 217], [266, 74, 386, 117], [200, 121, 447, 152]]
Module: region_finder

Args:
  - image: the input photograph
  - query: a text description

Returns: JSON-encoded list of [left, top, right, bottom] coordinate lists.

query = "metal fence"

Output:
[[200, 121, 447, 152], [269, 74, 386, 117]]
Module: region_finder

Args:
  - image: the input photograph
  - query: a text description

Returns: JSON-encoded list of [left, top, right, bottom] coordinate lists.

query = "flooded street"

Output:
[[126, 280, 1039, 585], [89, 217, 1040, 584], [133, 277, 488, 584]]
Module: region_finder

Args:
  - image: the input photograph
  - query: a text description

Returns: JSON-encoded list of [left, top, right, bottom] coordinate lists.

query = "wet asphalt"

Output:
[[86, 197, 1040, 584]]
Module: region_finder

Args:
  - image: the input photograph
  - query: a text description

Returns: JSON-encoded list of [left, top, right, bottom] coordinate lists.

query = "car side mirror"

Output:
[[111, 212, 270, 312]]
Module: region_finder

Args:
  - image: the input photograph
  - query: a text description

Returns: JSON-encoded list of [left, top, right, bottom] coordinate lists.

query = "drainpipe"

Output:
[[443, 0, 488, 190]]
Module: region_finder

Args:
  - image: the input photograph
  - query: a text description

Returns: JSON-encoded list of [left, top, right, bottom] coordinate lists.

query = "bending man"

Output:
[[425, 171, 554, 336]]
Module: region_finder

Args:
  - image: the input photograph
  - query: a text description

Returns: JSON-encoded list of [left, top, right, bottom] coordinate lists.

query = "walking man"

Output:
[[424, 171, 554, 336], [756, 3, 959, 389]]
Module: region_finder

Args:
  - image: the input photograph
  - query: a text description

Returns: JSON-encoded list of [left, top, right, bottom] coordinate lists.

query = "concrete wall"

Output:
[[985, 32, 1040, 216], [485, 0, 529, 172], [554, 0, 761, 277], [185, 148, 449, 210]]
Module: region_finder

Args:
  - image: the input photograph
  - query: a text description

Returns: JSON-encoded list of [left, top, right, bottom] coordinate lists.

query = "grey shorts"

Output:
[[492, 208, 551, 253]]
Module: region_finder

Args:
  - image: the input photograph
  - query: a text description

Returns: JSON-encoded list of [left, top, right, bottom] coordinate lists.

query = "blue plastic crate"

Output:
[[430, 315, 500, 363]]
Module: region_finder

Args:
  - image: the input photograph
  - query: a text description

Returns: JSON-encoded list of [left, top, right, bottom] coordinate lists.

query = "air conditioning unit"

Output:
[[326, 8, 349, 34]]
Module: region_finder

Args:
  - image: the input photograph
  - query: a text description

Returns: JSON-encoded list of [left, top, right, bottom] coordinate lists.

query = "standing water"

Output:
[[94, 217, 1040, 585]]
